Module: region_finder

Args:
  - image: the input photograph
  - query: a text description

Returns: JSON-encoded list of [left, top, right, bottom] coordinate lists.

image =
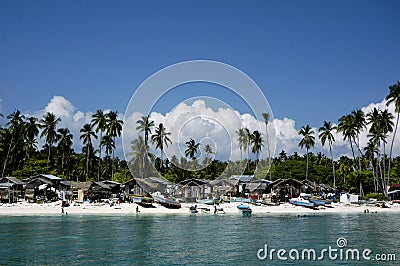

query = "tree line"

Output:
[[0, 81, 399, 197]]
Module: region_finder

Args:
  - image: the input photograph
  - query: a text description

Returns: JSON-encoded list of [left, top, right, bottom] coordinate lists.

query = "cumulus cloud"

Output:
[[30, 96, 111, 155], [20, 95, 400, 163]]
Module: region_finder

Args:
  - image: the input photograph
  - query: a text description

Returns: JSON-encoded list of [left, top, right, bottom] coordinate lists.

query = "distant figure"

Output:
[[61, 207, 64, 214], [214, 206, 217, 214], [136, 206, 140, 213]]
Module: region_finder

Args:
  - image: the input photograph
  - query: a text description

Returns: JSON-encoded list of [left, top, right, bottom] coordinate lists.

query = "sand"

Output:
[[1, 201, 399, 216]]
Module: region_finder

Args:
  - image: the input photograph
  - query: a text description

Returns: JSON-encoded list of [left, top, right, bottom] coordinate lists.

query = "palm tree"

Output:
[[262, 113, 272, 178], [100, 135, 115, 180], [2, 110, 24, 177], [91, 109, 107, 181], [364, 140, 379, 192], [40, 112, 61, 166], [57, 128, 73, 177], [386, 81, 400, 187], [136, 115, 154, 145], [127, 136, 150, 178], [80, 123, 97, 181], [106, 111, 123, 180], [236, 128, 248, 169], [298, 125, 315, 180], [185, 138, 200, 160], [251, 130, 263, 172], [351, 109, 366, 173], [337, 114, 357, 162], [151, 123, 171, 172], [236, 127, 251, 172], [23, 117, 39, 164], [319, 121, 337, 190], [367, 123, 387, 195], [367, 108, 394, 196], [203, 144, 214, 166], [379, 109, 394, 187]]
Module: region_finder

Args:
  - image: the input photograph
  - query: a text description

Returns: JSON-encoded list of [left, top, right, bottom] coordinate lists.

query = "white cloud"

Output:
[[44, 95, 75, 119], [20, 95, 399, 163], [30, 96, 117, 155]]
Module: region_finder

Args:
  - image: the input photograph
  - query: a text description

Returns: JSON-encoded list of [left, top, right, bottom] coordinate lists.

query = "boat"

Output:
[[132, 195, 155, 208], [241, 208, 252, 216], [196, 198, 218, 205], [309, 198, 332, 207], [289, 197, 318, 209], [152, 193, 181, 209], [132, 195, 153, 203], [237, 204, 252, 216], [189, 205, 198, 213]]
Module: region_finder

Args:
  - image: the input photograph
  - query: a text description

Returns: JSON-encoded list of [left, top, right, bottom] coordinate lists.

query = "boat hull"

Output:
[[153, 195, 181, 209], [289, 198, 317, 209]]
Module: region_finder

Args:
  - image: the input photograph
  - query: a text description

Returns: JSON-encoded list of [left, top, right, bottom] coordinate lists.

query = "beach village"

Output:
[[1, 81, 400, 216], [1, 173, 400, 216]]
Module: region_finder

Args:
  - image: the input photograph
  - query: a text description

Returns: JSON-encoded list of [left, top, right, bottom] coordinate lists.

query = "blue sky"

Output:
[[1, 0, 400, 159]]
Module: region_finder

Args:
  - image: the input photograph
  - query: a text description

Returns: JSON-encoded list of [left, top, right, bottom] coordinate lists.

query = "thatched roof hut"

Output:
[[124, 177, 171, 196], [176, 179, 212, 202]]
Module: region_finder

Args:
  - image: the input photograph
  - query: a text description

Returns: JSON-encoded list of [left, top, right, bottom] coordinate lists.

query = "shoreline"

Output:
[[1, 201, 399, 216]]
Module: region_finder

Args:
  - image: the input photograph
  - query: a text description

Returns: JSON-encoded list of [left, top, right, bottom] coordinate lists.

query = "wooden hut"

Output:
[[25, 176, 60, 202], [70, 181, 92, 202], [228, 175, 254, 197], [88, 182, 113, 201], [269, 178, 304, 202], [0, 177, 24, 203], [176, 179, 212, 202], [124, 177, 172, 197], [247, 179, 273, 199], [209, 179, 236, 198]]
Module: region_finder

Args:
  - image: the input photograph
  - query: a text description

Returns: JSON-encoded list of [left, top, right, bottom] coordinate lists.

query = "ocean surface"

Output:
[[0, 212, 399, 265]]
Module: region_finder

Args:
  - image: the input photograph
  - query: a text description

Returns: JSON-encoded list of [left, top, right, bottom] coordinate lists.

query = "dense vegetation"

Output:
[[0, 81, 399, 196]]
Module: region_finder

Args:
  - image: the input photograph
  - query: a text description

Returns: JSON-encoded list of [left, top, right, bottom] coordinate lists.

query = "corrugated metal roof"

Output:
[[33, 174, 62, 180]]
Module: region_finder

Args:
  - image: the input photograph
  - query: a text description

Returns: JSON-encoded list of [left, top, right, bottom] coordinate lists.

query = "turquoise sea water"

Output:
[[0, 212, 399, 265]]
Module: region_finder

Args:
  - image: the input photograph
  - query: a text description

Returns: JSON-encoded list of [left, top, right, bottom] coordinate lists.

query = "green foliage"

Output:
[[12, 158, 49, 179], [362, 193, 387, 201]]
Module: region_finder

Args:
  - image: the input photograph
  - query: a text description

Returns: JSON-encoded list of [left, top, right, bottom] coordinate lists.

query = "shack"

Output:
[[124, 177, 172, 197], [0, 177, 24, 203], [88, 182, 113, 201], [25, 176, 60, 202], [175, 178, 212, 202], [269, 178, 304, 202]]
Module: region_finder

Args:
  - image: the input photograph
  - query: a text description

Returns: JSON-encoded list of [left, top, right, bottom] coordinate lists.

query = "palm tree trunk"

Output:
[[97, 131, 102, 181], [111, 137, 115, 181], [383, 142, 386, 192], [266, 131, 271, 179], [47, 144, 51, 167], [349, 138, 356, 163], [86, 145, 89, 182], [329, 144, 336, 190], [387, 112, 399, 191], [2, 135, 13, 177], [160, 148, 164, 174], [356, 135, 362, 174], [61, 152, 65, 177], [377, 150, 386, 196], [306, 147, 309, 180]]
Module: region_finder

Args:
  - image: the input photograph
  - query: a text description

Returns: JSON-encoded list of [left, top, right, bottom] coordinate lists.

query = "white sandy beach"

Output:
[[1, 201, 400, 216]]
